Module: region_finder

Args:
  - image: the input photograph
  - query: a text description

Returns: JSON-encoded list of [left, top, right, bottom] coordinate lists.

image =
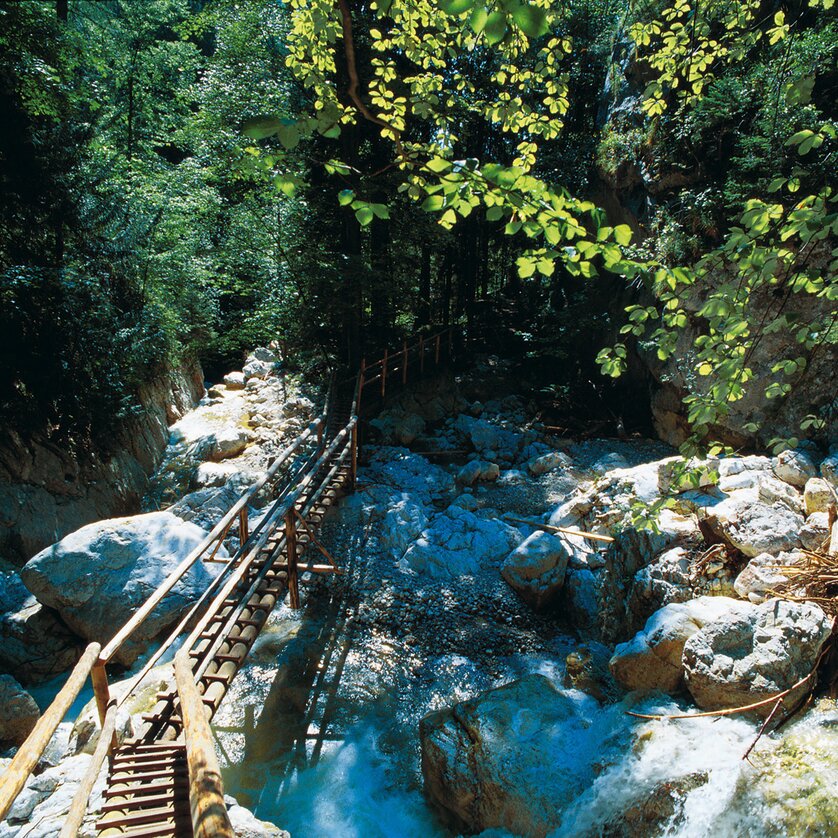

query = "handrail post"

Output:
[[381, 348, 388, 400], [357, 358, 366, 417], [91, 660, 117, 754], [402, 339, 408, 385], [239, 507, 249, 545], [419, 335, 425, 373], [435, 333, 441, 365], [350, 421, 359, 490], [285, 511, 300, 609]]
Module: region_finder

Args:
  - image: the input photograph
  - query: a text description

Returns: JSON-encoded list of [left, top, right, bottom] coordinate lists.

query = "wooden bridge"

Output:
[[0, 328, 455, 837]]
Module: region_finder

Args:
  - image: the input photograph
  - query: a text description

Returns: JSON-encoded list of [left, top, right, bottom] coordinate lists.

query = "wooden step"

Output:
[[97, 804, 183, 828], [100, 790, 184, 813], [109, 767, 188, 784], [104, 779, 178, 798]]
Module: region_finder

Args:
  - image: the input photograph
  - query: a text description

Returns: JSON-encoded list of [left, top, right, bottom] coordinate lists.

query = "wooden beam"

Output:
[[503, 515, 615, 543], [0, 643, 102, 821]]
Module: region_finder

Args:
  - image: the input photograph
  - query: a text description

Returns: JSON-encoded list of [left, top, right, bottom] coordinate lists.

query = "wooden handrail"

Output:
[[99, 420, 322, 664], [175, 652, 234, 838], [0, 642, 102, 821], [59, 701, 118, 838]]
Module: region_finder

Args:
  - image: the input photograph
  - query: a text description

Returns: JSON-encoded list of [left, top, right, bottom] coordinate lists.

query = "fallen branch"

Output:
[[741, 696, 782, 762], [503, 515, 615, 544]]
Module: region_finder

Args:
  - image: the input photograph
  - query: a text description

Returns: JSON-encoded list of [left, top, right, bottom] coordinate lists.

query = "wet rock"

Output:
[[223, 371, 246, 389], [21, 511, 224, 665], [226, 795, 289, 837], [773, 449, 817, 488], [564, 642, 619, 702], [527, 450, 572, 476], [683, 599, 832, 716], [420, 674, 592, 836], [703, 490, 803, 557], [804, 477, 835, 515], [609, 597, 752, 693], [501, 531, 571, 610], [0, 675, 39, 745], [0, 571, 82, 684], [734, 551, 802, 604]]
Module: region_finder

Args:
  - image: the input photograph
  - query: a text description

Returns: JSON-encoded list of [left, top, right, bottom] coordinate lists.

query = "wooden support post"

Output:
[[91, 659, 118, 755], [316, 417, 324, 453], [435, 333, 441, 365], [419, 335, 425, 373], [381, 348, 388, 399], [357, 358, 366, 415], [448, 327, 453, 357], [402, 339, 408, 385], [350, 422, 359, 490], [285, 512, 300, 609], [239, 507, 249, 545]]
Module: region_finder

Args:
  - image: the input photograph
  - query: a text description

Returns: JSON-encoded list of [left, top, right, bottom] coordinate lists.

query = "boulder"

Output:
[[801, 512, 831, 552], [420, 675, 593, 835], [21, 512, 224, 665], [703, 490, 803, 557], [626, 546, 693, 626], [400, 508, 521, 578], [223, 371, 246, 389], [757, 476, 804, 512], [734, 551, 802, 604], [0, 675, 40, 745], [242, 359, 274, 381], [683, 599, 832, 716], [0, 571, 82, 684], [209, 427, 250, 461], [192, 460, 247, 489], [820, 453, 838, 490], [456, 460, 499, 486], [657, 457, 719, 495], [804, 477, 835, 515], [773, 449, 817, 488], [501, 531, 571, 610], [564, 642, 619, 702], [609, 597, 753, 693], [528, 450, 572, 476]]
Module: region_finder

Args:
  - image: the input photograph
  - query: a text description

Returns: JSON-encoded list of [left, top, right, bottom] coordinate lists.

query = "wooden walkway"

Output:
[[0, 328, 454, 838]]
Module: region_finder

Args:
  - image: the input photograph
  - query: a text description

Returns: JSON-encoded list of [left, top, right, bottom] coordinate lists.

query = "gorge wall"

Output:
[[0, 359, 205, 564]]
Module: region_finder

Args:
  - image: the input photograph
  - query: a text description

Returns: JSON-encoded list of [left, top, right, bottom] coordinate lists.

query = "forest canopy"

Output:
[[0, 0, 835, 452]]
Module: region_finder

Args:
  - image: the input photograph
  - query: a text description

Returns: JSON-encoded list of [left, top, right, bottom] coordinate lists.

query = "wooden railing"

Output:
[[0, 328, 455, 834]]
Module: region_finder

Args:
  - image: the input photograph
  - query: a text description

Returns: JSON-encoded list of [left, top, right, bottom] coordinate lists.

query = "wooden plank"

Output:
[[503, 515, 615, 543], [0, 642, 102, 822]]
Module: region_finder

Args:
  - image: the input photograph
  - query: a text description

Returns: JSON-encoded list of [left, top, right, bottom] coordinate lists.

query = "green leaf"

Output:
[[277, 124, 300, 150], [371, 203, 390, 219], [484, 11, 508, 45], [613, 224, 632, 246], [511, 4, 549, 38], [426, 157, 452, 173], [338, 189, 355, 206], [422, 195, 445, 212], [356, 207, 374, 226], [242, 116, 282, 140], [439, 0, 473, 14], [486, 206, 504, 221], [469, 6, 488, 32]]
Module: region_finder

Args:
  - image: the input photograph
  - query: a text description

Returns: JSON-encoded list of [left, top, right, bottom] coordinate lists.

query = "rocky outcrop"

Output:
[[0, 358, 204, 564], [0, 675, 40, 745], [21, 511, 223, 665], [682, 599, 832, 716], [420, 675, 592, 835]]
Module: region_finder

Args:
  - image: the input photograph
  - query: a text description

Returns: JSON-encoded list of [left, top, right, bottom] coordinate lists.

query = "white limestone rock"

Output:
[[683, 599, 832, 716], [803, 477, 835, 515], [527, 450, 572, 476], [456, 460, 499, 486], [609, 597, 753, 693], [773, 449, 818, 488], [801, 512, 831, 552], [21, 512, 224, 665], [733, 551, 802, 604], [223, 370, 245, 389], [501, 531, 571, 610]]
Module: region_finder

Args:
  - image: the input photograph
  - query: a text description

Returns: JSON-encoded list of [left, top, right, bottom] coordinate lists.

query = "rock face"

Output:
[[420, 675, 591, 836], [501, 531, 571, 610], [21, 511, 223, 665], [609, 597, 752, 693], [0, 571, 82, 683], [682, 599, 832, 716], [0, 675, 40, 744], [0, 359, 204, 564]]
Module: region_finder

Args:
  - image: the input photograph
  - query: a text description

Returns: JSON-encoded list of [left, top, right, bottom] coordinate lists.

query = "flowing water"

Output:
[[215, 448, 838, 838]]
